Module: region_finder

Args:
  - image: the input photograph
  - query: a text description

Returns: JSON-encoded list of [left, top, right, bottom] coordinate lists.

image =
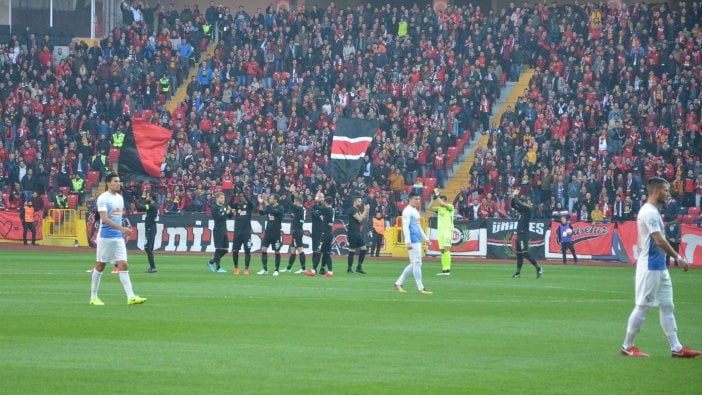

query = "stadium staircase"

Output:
[[423, 68, 534, 219]]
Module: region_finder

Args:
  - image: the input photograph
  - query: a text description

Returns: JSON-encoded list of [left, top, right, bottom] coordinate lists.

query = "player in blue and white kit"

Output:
[[88, 173, 147, 306], [394, 192, 432, 294], [620, 177, 698, 358]]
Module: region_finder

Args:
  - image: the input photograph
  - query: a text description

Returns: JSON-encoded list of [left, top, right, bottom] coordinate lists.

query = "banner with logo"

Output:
[[548, 221, 615, 256], [0, 210, 43, 241], [486, 219, 549, 259], [121, 213, 352, 255], [427, 218, 487, 256]]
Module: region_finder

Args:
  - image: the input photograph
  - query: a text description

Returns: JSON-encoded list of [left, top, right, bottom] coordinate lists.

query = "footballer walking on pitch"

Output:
[[620, 177, 700, 358], [510, 189, 542, 278], [431, 194, 454, 275], [89, 173, 146, 305], [230, 191, 254, 275], [208, 192, 232, 273], [394, 192, 432, 294]]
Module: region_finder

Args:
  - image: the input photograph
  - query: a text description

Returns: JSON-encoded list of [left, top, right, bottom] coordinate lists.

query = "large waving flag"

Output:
[[118, 118, 172, 183], [331, 117, 379, 186]]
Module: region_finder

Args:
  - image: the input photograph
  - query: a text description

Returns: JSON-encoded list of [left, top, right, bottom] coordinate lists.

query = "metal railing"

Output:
[[46, 209, 78, 237]]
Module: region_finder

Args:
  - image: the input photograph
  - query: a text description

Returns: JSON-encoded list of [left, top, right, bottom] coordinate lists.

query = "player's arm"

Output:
[[651, 231, 689, 271], [98, 210, 131, 235], [402, 210, 412, 249], [352, 208, 365, 222]]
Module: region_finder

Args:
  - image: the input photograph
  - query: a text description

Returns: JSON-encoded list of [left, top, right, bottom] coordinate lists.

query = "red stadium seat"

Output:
[[87, 171, 100, 184], [500, 72, 506, 87], [41, 195, 49, 210], [688, 207, 700, 217], [569, 213, 578, 223], [2, 193, 10, 208], [67, 194, 79, 209], [396, 201, 408, 213], [424, 178, 437, 191], [682, 215, 695, 224], [108, 148, 121, 165], [59, 186, 70, 196]]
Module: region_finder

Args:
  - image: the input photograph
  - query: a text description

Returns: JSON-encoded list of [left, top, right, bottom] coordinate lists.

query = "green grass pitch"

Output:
[[0, 250, 700, 394]]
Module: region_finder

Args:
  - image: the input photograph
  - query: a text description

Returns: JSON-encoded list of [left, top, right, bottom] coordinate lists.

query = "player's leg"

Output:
[[561, 244, 568, 264], [145, 227, 156, 272], [569, 243, 578, 264], [321, 233, 333, 275], [655, 271, 696, 356], [232, 235, 242, 270], [114, 239, 146, 304], [297, 246, 306, 271], [243, 234, 252, 272], [347, 244, 356, 273], [273, 239, 281, 274], [356, 242, 367, 273], [90, 240, 109, 304], [260, 245, 269, 274], [410, 245, 426, 292], [622, 271, 657, 355]]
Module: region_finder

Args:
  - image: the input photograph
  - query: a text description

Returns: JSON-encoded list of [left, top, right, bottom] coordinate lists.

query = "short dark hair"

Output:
[[408, 192, 420, 199], [647, 176, 668, 194], [324, 196, 334, 205], [439, 195, 447, 200], [104, 172, 119, 184]]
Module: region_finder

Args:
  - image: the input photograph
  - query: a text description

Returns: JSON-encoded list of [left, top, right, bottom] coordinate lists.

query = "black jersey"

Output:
[[136, 199, 158, 228], [348, 206, 362, 234], [317, 205, 334, 233], [230, 197, 254, 233], [511, 197, 532, 235], [311, 202, 325, 233], [261, 204, 284, 233], [290, 204, 306, 231], [212, 203, 231, 233]]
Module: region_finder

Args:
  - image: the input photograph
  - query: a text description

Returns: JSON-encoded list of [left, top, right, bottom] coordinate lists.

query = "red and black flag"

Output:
[[331, 117, 379, 186], [118, 118, 172, 183]]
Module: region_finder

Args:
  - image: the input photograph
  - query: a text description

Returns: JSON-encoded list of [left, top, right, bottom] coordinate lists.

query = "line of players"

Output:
[[207, 190, 371, 277]]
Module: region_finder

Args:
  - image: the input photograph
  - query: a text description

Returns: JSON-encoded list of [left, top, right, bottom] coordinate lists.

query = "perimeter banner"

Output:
[[486, 219, 549, 259], [427, 218, 486, 256], [0, 210, 43, 241], [548, 221, 615, 256], [121, 214, 351, 255]]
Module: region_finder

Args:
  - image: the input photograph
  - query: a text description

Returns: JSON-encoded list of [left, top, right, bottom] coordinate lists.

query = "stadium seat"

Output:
[[2, 193, 9, 208], [108, 148, 121, 165], [424, 178, 437, 191], [41, 195, 49, 210], [682, 214, 695, 224], [688, 207, 700, 217], [396, 201, 408, 213], [67, 194, 79, 209], [87, 171, 100, 184], [500, 72, 506, 87], [569, 213, 578, 223], [59, 186, 70, 196]]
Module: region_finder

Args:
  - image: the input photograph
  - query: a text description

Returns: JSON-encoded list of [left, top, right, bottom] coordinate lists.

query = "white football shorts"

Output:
[[634, 269, 673, 307], [96, 237, 128, 264]]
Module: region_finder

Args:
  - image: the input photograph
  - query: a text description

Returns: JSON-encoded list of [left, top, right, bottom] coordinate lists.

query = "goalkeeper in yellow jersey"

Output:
[[432, 194, 454, 276]]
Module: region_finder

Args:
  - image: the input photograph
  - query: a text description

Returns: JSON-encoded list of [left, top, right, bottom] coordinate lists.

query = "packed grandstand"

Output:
[[1, 1, 701, 228]]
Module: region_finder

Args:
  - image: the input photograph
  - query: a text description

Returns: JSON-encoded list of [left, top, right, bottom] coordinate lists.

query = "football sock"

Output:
[[623, 305, 650, 348], [299, 253, 306, 270], [244, 252, 251, 269], [396, 263, 412, 286], [358, 250, 366, 269], [91, 270, 102, 299], [312, 252, 320, 271], [233, 253, 239, 269], [347, 252, 355, 270], [146, 250, 155, 268], [261, 252, 268, 271], [274, 253, 281, 271], [412, 261, 424, 291], [659, 304, 683, 351], [287, 254, 296, 270], [525, 253, 539, 268], [118, 271, 135, 299], [515, 255, 524, 274], [441, 251, 451, 271], [322, 253, 332, 272]]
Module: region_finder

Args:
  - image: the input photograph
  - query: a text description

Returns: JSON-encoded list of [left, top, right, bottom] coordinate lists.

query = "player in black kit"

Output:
[[135, 192, 158, 273], [510, 189, 542, 278], [282, 194, 307, 273], [347, 196, 370, 274], [308, 191, 327, 275], [208, 192, 232, 273], [257, 193, 285, 276], [229, 190, 254, 275], [305, 196, 335, 277]]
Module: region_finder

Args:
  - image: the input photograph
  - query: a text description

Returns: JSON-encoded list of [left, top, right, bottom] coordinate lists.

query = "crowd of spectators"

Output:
[[455, 1, 702, 225], [0, 0, 701, 229]]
